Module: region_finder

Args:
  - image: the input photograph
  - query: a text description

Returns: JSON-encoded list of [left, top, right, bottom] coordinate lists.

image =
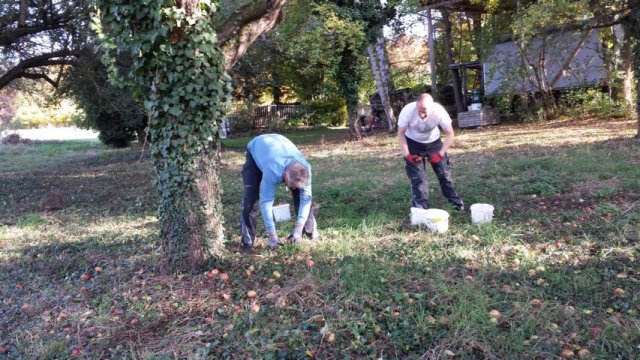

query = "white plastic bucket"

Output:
[[272, 203, 292, 222], [470, 203, 494, 224], [410, 208, 449, 233]]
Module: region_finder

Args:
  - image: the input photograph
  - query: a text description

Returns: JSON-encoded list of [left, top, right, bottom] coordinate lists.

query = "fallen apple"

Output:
[[560, 349, 574, 359], [81, 273, 91, 281], [205, 316, 214, 325], [577, 348, 591, 359], [563, 306, 576, 317], [306, 259, 315, 268], [251, 304, 261, 313], [71, 348, 81, 357], [247, 290, 257, 298], [614, 288, 625, 297], [326, 332, 336, 344], [489, 309, 502, 321], [530, 299, 543, 308], [219, 273, 230, 281]]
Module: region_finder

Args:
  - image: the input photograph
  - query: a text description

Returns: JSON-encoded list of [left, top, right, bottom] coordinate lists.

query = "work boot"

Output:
[[303, 202, 319, 240]]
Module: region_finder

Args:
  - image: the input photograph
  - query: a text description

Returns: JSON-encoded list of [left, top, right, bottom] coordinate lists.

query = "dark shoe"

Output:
[[241, 243, 253, 253], [456, 205, 466, 213]]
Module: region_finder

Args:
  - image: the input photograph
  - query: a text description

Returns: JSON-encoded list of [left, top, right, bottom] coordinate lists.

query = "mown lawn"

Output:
[[0, 118, 638, 359]]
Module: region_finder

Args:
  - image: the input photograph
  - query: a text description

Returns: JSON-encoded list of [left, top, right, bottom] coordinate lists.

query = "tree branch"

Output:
[[0, 50, 75, 89], [217, 0, 289, 70], [21, 72, 58, 87]]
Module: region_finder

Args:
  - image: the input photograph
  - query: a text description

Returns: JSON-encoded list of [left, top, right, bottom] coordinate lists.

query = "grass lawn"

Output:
[[0, 117, 638, 359]]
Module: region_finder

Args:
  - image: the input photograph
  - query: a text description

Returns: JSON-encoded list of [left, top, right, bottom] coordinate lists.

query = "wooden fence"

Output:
[[253, 105, 304, 128]]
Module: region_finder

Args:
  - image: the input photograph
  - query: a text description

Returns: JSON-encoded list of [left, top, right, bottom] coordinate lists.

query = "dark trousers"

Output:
[[240, 152, 317, 246], [404, 137, 464, 210]]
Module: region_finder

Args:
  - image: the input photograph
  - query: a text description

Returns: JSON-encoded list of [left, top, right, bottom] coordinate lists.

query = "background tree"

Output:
[[0, 0, 88, 89], [621, 0, 639, 137], [61, 48, 147, 148], [95, 0, 288, 272]]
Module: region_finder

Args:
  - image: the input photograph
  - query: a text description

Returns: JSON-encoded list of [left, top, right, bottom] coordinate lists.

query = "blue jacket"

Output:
[[247, 134, 312, 234]]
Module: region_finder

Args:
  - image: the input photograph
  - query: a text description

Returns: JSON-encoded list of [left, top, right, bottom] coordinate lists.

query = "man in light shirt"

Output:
[[241, 134, 316, 253], [397, 93, 465, 212]]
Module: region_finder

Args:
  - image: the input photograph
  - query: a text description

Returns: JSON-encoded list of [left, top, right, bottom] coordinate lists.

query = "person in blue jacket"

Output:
[[240, 134, 316, 252]]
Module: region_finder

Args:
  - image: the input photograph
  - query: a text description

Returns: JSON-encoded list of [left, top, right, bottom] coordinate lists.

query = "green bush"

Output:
[[94, 112, 139, 148], [226, 103, 257, 133], [559, 88, 633, 118], [305, 98, 347, 127]]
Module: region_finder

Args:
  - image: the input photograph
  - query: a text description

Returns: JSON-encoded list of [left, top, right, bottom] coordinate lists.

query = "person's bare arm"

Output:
[[439, 126, 455, 155], [398, 127, 410, 156]]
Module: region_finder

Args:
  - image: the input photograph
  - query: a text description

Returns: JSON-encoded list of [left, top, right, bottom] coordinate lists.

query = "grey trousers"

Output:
[[240, 152, 317, 246]]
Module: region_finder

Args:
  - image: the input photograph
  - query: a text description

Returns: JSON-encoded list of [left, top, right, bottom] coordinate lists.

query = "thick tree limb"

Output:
[[217, 0, 289, 70], [0, 49, 75, 89]]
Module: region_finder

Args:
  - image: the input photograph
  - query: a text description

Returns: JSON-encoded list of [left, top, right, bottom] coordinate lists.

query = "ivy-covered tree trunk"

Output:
[[635, 38, 640, 138], [338, 47, 363, 140], [622, 3, 640, 138], [97, 0, 288, 272]]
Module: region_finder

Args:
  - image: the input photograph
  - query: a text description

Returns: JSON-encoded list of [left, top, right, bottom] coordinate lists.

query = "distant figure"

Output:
[[397, 93, 465, 212], [240, 134, 317, 252]]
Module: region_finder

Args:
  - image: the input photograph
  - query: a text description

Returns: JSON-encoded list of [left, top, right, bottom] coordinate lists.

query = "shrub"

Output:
[[559, 88, 633, 118], [1, 133, 32, 145], [305, 98, 347, 127], [94, 112, 139, 148], [226, 103, 257, 134]]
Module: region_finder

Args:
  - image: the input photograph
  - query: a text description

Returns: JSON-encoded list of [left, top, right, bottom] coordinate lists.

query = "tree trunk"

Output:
[[425, 8, 437, 92], [376, 34, 395, 94], [619, 29, 634, 107], [635, 37, 640, 138], [442, 10, 465, 114], [96, 0, 289, 273], [367, 37, 396, 132], [348, 105, 362, 140], [135, 127, 148, 148], [337, 47, 363, 141], [154, 132, 224, 272]]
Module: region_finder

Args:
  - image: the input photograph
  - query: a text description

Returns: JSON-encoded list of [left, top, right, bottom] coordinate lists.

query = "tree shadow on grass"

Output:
[[0, 150, 155, 225]]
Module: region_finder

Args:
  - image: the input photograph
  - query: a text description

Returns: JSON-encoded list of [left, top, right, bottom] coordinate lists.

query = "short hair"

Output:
[[285, 161, 309, 188]]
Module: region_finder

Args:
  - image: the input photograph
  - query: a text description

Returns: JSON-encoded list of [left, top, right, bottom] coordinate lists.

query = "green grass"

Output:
[[0, 140, 103, 174], [0, 117, 639, 359], [221, 126, 350, 149]]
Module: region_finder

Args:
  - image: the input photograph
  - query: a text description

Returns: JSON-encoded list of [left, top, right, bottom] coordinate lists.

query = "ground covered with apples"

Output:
[[1, 118, 639, 359]]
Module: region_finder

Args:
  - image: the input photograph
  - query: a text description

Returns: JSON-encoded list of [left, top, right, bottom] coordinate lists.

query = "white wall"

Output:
[[483, 30, 607, 95]]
